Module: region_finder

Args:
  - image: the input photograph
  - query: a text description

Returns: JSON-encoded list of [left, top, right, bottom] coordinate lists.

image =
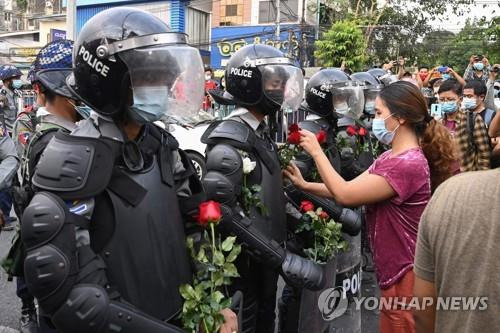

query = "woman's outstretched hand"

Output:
[[299, 130, 322, 158], [283, 162, 307, 190]]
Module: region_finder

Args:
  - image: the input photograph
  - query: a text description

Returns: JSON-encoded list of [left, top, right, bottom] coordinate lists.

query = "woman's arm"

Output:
[[284, 130, 396, 207]]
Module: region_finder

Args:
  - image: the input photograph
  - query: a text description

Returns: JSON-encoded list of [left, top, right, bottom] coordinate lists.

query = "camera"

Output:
[[492, 66, 499, 73]]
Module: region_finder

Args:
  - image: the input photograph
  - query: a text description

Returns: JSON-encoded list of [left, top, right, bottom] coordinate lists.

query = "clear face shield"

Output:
[[260, 64, 304, 111], [330, 82, 364, 120], [119, 43, 204, 124], [363, 86, 381, 115]]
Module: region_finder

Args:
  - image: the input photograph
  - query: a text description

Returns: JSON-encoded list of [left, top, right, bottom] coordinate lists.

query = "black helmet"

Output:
[[367, 68, 396, 86], [67, 7, 204, 123], [218, 44, 303, 114], [303, 69, 364, 120], [350, 72, 383, 115]]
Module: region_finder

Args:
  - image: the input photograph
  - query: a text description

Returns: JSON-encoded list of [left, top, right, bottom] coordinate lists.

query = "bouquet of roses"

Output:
[[179, 201, 241, 333], [295, 200, 348, 264], [337, 124, 372, 158], [278, 123, 327, 167]]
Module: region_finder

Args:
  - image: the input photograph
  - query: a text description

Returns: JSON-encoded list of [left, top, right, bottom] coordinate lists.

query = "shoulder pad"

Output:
[[201, 120, 255, 151], [148, 122, 179, 150], [298, 119, 323, 133], [32, 131, 115, 200]]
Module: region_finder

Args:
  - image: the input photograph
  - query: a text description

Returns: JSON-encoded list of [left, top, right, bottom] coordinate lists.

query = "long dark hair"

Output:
[[378, 81, 456, 191]]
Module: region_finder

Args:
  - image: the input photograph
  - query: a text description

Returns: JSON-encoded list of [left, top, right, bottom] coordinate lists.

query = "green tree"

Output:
[[314, 20, 367, 70]]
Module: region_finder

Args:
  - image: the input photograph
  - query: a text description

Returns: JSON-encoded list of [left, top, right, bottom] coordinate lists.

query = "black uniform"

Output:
[[21, 8, 207, 332], [202, 45, 325, 333]]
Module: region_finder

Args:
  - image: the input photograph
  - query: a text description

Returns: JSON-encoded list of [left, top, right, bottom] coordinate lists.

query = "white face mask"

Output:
[[205, 74, 211, 81]]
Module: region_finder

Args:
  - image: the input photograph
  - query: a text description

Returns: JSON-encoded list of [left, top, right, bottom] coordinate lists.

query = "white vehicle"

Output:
[[155, 111, 215, 179]]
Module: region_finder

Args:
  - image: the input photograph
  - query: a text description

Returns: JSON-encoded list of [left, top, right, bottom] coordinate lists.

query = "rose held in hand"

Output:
[[198, 200, 222, 227], [287, 123, 301, 144]]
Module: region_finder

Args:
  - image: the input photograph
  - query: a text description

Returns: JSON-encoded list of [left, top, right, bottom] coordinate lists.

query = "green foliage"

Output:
[[315, 20, 367, 70], [295, 207, 348, 264], [180, 227, 241, 332], [16, 0, 27, 11]]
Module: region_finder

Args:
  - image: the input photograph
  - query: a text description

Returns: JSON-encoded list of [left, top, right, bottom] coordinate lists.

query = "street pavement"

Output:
[[0, 225, 380, 333]]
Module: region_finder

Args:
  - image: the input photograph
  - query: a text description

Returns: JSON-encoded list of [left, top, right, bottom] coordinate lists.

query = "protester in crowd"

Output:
[[284, 81, 455, 332], [484, 64, 499, 111], [455, 80, 493, 171], [418, 66, 429, 82], [464, 54, 491, 83], [413, 168, 500, 333], [203, 66, 218, 111], [423, 66, 465, 88]]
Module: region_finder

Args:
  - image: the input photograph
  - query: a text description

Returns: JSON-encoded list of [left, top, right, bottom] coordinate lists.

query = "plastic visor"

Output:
[[363, 87, 380, 105], [331, 84, 364, 120], [119, 45, 204, 123], [261, 65, 304, 111]]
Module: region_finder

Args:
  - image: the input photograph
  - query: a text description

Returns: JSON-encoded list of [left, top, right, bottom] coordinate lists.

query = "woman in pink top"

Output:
[[284, 81, 456, 332]]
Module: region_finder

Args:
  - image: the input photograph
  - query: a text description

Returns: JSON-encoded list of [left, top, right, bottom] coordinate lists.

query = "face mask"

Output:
[[334, 102, 350, 116], [419, 73, 428, 81], [462, 97, 477, 110], [442, 73, 451, 80], [441, 101, 457, 114], [364, 101, 375, 114], [372, 114, 399, 145], [473, 63, 484, 71], [12, 79, 22, 89], [205, 74, 212, 81], [265, 89, 285, 105], [75, 105, 93, 119], [128, 86, 169, 123]]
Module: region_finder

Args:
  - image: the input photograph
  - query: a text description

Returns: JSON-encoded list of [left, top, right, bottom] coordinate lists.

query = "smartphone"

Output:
[[438, 66, 448, 73], [430, 104, 442, 118]]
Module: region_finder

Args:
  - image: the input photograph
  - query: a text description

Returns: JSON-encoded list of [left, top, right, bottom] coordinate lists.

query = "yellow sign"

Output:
[[217, 34, 300, 58]]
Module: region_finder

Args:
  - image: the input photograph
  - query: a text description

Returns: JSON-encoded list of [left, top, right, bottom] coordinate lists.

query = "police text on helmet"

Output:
[[78, 46, 110, 77], [231, 67, 253, 78], [311, 88, 326, 99]]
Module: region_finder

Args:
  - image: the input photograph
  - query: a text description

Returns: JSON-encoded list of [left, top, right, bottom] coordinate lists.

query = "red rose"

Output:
[[287, 131, 301, 145], [319, 211, 329, 220], [289, 123, 300, 133], [346, 125, 357, 136], [358, 127, 368, 137], [316, 130, 327, 144], [300, 200, 315, 212], [198, 200, 222, 227]]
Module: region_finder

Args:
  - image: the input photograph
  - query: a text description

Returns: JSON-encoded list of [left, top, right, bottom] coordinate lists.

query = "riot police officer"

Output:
[[201, 44, 325, 333], [350, 71, 384, 130], [21, 7, 236, 333], [0, 64, 23, 133], [8, 39, 79, 333], [367, 67, 397, 87]]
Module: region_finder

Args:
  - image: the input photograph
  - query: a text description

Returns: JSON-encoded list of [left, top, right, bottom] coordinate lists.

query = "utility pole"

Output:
[[66, 0, 76, 40], [275, 0, 280, 40]]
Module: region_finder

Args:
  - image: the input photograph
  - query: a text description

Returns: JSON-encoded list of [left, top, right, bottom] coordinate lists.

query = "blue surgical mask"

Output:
[[462, 97, 477, 110], [473, 63, 484, 71], [441, 101, 458, 114], [372, 114, 399, 145], [364, 101, 375, 114], [335, 102, 350, 116], [12, 79, 22, 89], [128, 86, 169, 123], [75, 105, 93, 119], [442, 73, 451, 80]]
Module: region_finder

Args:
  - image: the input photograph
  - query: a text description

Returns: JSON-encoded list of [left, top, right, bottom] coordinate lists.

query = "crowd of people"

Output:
[[0, 7, 498, 333]]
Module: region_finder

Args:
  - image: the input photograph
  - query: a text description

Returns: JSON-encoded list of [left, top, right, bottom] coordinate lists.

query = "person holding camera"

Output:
[[423, 65, 465, 88], [464, 54, 491, 83]]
